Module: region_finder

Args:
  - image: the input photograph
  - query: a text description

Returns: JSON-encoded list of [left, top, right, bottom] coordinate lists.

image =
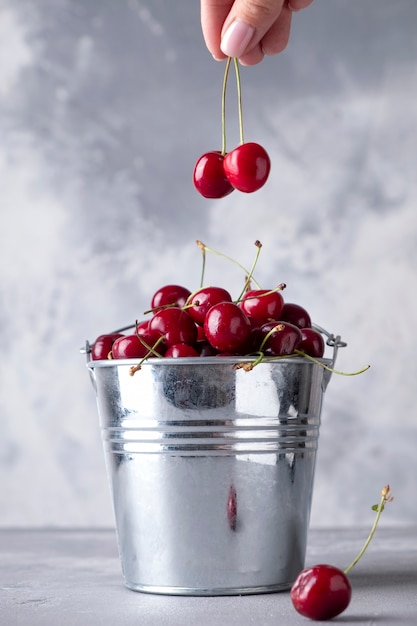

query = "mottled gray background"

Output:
[[1, 0, 416, 528]]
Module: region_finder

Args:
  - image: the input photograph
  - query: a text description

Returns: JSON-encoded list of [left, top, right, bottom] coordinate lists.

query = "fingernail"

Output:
[[220, 19, 255, 58]]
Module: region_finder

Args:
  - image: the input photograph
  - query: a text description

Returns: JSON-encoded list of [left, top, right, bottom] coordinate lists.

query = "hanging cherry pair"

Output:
[[193, 58, 271, 198]]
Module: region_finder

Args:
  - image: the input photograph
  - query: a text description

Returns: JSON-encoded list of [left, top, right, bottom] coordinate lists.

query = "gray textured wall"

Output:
[[1, 0, 416, 528]]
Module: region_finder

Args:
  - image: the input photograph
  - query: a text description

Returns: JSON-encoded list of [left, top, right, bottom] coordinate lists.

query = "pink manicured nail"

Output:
[[220, 19, 255, 58]]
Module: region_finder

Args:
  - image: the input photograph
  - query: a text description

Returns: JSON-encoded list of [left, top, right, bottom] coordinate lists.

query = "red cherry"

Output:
[[258, 321, 302, 356], [134, 322, 167, 355], [291, 564, 352, 620], [197, 341, 219, 356], [193, 151, 235, 199], [111, 334, 150, 359], [223, 142, 271, 193], [299, 327, 325, 358], [196, 324, 207, 342], [91, 333, 124, 360], [239, 289, 284, 325], [188, 286, 233, 325], [281, 302, 312, 329], [204, 302, 251, 352], [244, 322, 263, 354], [165, 343, 200, 358], [149, 307, 198, 347], [135, 320, 163, 344], [136, 320, 150, 335], [150, 285, 191, 311]]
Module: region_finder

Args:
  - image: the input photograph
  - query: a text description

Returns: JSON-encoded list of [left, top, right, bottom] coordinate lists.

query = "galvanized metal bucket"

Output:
[[84, 327, 344, 596]]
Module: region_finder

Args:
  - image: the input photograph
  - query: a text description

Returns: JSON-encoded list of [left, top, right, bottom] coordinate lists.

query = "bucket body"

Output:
[[88, 356, 330, 595]]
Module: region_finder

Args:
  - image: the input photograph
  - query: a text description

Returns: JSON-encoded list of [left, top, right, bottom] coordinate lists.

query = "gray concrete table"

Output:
[[1, 527, 416, 625]]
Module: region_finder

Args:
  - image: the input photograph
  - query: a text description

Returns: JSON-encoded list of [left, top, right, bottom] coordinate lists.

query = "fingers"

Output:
[[241, 3, 292, 64], [200, 0, 313, 65], [220, 0, 286, 58], [200, 0, 234, 60], [288, 0, 314, 11]]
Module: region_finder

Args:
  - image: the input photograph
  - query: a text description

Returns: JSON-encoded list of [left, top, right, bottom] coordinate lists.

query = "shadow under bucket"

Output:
[[85, 331, 343, 596]]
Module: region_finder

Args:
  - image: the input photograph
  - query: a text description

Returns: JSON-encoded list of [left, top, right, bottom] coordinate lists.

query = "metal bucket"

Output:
[[84, 328, 343, 596]]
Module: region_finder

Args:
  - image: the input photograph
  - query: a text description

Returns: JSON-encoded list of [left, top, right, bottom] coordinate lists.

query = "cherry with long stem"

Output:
[[291, 485, 394, 621], [194, 57, 270, 197]]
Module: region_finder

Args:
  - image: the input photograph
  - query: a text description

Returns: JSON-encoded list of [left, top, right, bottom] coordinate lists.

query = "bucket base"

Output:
[[124, 580, 292, 596]]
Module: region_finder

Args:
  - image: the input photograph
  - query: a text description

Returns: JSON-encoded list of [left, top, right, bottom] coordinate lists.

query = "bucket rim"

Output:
[[86, 355, 333, 368]]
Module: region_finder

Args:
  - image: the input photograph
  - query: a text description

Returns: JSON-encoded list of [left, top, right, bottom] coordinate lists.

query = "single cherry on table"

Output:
[[290, 485, 393, 621], [290, 564, 352, 621]]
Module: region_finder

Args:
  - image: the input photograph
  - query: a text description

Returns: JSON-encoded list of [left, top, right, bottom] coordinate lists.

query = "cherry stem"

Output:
[[344, 485, 394, 575], [234, 350, 370, 376], [234, 283, 286, 305], [233, 352, 264, 371], [258, 324, 285, 353], [221, 58, 232, 156], [143, 302, 180, 315], [197, 239, 207, 288], [129, 335, 165, 376], [233, 58, 244, 145], [134, 322, 165, 357], [235, 240, 262, 302], [195, 240, 262, 288], [294, 350, 370, 376]]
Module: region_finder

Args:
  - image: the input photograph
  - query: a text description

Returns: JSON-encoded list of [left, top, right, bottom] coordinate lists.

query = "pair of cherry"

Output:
[[193, 58, 270, 198], [193, 142, 270, 198]]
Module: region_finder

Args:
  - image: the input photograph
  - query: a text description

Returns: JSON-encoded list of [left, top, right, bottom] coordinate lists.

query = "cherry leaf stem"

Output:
[[344, 485, 393, 575], [233, 57, 244, 145], [221, 58, 232, 156], [195, 240, 262, 289]]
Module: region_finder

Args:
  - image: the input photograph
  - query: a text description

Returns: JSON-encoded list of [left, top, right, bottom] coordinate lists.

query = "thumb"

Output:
[[220, 0, 286, 58]]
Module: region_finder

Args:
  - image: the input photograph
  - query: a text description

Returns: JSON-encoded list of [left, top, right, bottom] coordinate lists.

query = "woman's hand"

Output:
[[200, 0, 314, 65]]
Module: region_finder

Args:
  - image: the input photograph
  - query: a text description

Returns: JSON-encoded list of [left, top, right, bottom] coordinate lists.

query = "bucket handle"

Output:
[[80, 339, 97, 392], [312, 323, 347, 391]]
